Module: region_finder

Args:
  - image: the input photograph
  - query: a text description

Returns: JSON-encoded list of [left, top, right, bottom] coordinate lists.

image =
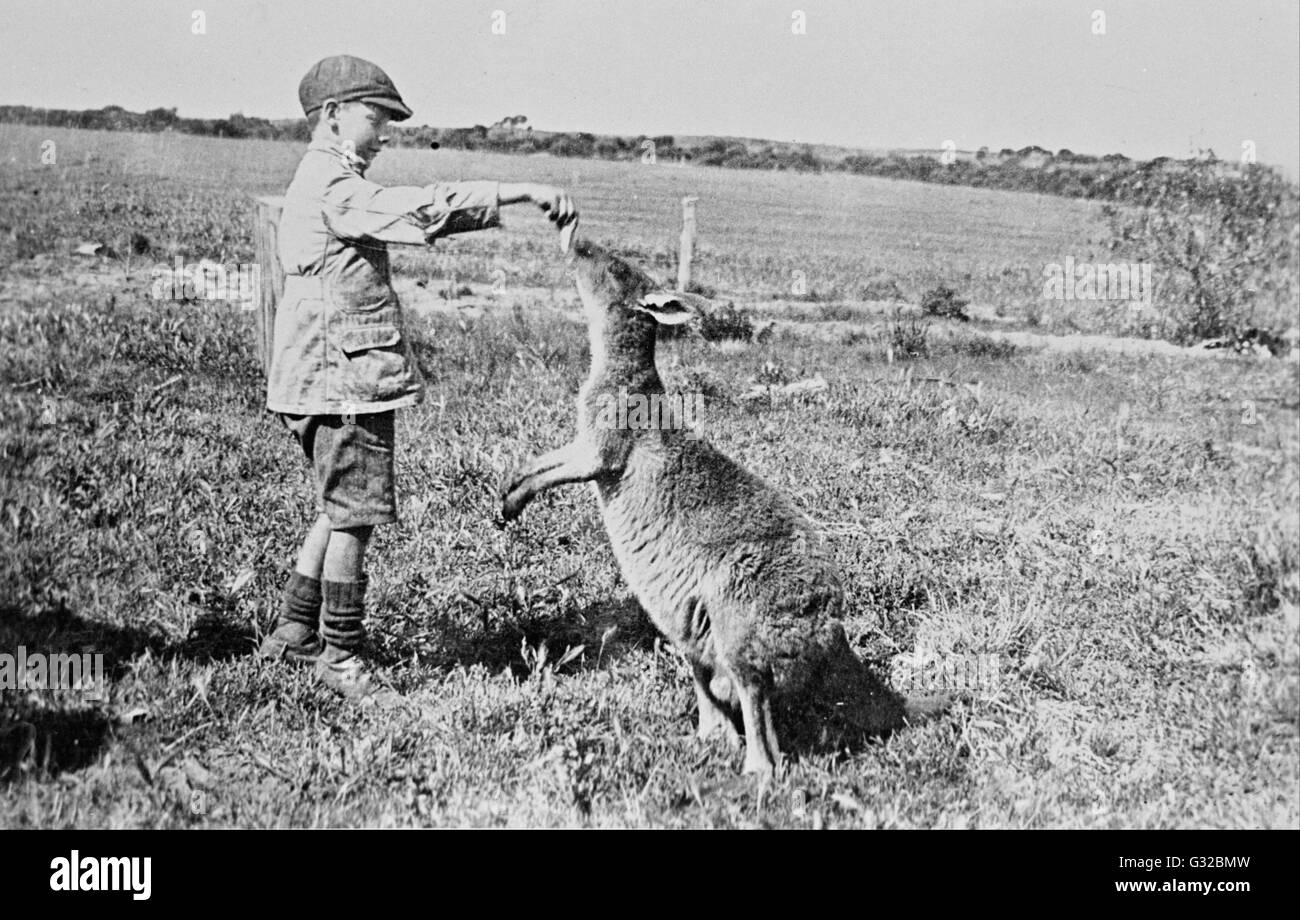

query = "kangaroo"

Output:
[[501, 239, 939, 776]]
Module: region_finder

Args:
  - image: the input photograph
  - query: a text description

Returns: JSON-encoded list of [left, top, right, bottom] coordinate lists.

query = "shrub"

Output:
[[920, 285, 971, 322], [1103, 154, 1300, 343], [698, 302, 754, 342], [655, 299, 752, 343]]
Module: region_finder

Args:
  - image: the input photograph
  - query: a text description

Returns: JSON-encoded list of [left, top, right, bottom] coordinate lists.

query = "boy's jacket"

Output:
[[267, 137, 500, 414]]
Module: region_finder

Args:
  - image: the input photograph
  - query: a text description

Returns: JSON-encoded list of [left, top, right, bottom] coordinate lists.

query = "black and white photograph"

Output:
[[1, 0, 1297, 845]]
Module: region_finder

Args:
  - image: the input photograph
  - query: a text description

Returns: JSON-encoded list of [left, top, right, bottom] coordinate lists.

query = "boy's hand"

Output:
[[498, 183, 578, 252], [499, 183, 578, 228], [530, 184, 578, 229]]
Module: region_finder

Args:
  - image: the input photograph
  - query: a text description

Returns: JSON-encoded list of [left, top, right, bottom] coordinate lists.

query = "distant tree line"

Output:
[[2, 104, 1293, 208], [0, 104, 293, 141], [839, 148, 1141, 199]]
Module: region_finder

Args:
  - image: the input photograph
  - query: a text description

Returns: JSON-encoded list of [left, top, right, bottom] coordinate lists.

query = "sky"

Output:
[[4, 0, 1298, 174]]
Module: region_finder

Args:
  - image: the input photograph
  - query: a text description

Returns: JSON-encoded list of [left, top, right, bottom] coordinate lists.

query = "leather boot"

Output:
[[258, 571, 324, 663], [315, 577, 393, 702]]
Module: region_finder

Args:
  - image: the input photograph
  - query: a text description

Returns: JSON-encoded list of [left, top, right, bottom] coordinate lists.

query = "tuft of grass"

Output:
[[887, 311, 931, 359]]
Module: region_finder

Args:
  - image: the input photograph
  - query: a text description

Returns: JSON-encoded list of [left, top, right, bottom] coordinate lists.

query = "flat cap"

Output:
[[298, 55, 413, 121]]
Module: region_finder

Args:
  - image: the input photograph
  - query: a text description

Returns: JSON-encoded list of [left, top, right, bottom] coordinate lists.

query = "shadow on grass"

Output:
[[0, 600, 258, 784], [178, 609, 259, 663], [1, 599, 258, 681], [0, 704, 112, 786], [2, 602, 166, 684], [0, 585, 660, 781], [379, 592, 661, 680]]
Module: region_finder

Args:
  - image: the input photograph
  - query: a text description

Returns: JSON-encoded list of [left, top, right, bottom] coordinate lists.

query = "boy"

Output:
[[258, 55, 576, 699]]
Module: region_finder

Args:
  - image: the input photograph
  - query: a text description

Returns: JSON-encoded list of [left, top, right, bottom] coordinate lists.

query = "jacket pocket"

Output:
[[328, 314, 418, 407], [328, 265, 394, 314], [337, 323, 401, 357]]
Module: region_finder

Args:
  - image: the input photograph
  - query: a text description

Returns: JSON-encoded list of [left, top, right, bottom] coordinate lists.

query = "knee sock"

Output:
[[321, 576, 368, 652], [279, 571, 323, 629]]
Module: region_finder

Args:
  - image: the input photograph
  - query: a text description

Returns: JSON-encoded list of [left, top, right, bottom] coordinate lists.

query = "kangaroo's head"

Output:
[[568, 238, 711, 366]]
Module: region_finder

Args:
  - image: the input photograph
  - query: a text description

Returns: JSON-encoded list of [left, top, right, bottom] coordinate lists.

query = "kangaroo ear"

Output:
[[635, 291, 710, 325]]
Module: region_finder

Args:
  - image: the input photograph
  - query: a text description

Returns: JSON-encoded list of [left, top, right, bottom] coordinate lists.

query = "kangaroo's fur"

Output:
[[502, 239, 933, 775]]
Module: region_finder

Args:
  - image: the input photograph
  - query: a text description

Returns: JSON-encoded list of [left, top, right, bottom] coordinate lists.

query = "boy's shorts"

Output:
[[280, 411, 397, 528]]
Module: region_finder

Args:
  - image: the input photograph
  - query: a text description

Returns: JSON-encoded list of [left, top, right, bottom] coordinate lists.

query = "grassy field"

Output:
[[2, 124, 1123, 322], [1, 124, 1297, 828]]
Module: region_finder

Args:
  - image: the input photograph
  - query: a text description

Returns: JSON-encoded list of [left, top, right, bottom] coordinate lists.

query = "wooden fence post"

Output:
[[252, 195, 286, 375], [678, 196, 698, 292]]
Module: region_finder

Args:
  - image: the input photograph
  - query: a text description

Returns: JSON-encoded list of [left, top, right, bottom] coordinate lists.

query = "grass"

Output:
[[2, 123, 1117, 323], [0, 125, 1297, 828]]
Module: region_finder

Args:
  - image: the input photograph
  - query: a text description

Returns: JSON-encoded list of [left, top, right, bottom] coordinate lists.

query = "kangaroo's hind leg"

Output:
[[727, 668, 782, 777]]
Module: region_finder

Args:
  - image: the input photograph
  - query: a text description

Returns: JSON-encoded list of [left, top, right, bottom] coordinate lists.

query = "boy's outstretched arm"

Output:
[[318, 173, 576, 244], [318, 172, 498, 243], [428, 181, 576, 240]]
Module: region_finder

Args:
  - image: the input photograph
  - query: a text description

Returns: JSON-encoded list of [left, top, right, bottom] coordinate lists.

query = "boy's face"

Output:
[[325, 100, 392, 169]]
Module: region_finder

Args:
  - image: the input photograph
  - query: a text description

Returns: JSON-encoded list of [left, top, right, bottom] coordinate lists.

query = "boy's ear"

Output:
[[635, 291, 710, 325]]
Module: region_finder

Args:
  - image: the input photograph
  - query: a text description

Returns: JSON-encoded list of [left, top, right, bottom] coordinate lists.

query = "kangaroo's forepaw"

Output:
[[500, 490, 529, 522]]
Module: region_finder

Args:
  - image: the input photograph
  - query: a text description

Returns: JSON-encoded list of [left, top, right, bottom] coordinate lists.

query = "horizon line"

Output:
[[1, 100, 1292, 175]]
